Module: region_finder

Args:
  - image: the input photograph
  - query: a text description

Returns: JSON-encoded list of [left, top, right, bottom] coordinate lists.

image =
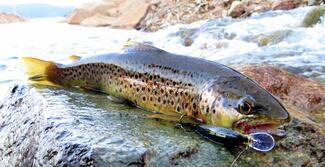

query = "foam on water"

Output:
[[0, 7, 324, 100]]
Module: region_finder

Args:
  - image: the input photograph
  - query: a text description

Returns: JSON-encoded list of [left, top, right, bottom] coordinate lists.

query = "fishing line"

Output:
[[230, 146, 249, 167]]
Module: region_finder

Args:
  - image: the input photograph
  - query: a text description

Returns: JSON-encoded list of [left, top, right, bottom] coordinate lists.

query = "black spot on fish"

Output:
[[177, 106, 181, 112], [213, 109, 216, 114], [185, 103, 189, 108], [194, 111, 198, 115], [142, 96, 146, 101], [193, 103, 197, 109]]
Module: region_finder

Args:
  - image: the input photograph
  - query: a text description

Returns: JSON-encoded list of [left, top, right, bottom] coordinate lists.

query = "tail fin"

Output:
[[21, 57, 59, 86]]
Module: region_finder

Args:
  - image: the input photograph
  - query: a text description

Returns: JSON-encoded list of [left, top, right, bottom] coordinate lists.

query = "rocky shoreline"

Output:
[[66, 0, 325, 31]]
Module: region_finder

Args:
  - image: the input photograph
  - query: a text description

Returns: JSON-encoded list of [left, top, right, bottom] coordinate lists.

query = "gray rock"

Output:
[[0, 84, 234, 166]]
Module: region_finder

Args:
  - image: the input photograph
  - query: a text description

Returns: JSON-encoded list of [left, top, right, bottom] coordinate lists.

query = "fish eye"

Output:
[[238, 101, 253, 115]]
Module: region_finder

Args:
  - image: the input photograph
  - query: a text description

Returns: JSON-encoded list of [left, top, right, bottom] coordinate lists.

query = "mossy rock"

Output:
[[302, 6, 325, 27], [248, 30, 292, 47]]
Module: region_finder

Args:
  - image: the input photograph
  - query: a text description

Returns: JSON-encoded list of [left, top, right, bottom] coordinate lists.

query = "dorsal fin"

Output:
[[68, 55, 81, 62], [122, 41, 163, 52]]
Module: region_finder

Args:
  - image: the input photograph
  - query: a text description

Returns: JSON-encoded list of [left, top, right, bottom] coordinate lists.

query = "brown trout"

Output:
[[22, 43, 290, 135]]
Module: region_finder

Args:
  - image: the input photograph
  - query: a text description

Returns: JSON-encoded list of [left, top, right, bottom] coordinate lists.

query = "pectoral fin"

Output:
[[107, 95, 126, 104], [147, 113, 199, 124]]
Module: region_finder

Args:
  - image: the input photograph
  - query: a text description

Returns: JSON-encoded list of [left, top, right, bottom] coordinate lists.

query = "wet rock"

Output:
[[228, 1, 247, 18], [302, 6, 325, 27], [183, 37, 193, 47], [171, 28, 199, 47], [0, 12, 25, 24], [237, 65, 325, 112], [0, 84, 235, 166], [247, 30, 292, 46], [271, 0, 296, 10], [67, 0, 149, 28]]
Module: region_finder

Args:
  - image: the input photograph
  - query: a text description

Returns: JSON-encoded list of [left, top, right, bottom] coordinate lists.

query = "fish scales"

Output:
[[50, 48, 234, 119], [22, 44, 290, 134]]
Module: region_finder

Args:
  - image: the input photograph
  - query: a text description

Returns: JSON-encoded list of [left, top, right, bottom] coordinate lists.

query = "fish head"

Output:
[[199, 75, 290, 136]]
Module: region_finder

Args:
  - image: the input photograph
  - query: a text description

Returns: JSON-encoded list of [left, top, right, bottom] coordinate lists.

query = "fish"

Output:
[[21, 42, 290, 136]]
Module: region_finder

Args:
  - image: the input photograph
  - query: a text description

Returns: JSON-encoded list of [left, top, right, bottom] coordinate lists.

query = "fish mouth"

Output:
[[233, 117, 288, 137]]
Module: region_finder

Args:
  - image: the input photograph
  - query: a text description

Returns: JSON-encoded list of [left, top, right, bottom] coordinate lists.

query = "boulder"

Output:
[[66, 0, 150, 29], [66, 8, 93, 24], [237, 65, 325, 112], [0, 12, 25, 24], [80, 14, 116, 26], [228, 1, 247, 18], [271, 0, 295, 10], [110, 0, 149, 29]]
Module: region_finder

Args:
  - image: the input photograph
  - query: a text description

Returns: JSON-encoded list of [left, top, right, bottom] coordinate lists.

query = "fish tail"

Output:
[[21, 57, 59, 86]]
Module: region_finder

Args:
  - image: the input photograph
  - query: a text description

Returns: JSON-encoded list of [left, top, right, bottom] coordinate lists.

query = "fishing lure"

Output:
[[189, 124, 275, 152]]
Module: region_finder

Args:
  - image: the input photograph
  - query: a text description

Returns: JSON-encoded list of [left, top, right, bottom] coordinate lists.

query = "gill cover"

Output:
[[200, 75, 289, 126]]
